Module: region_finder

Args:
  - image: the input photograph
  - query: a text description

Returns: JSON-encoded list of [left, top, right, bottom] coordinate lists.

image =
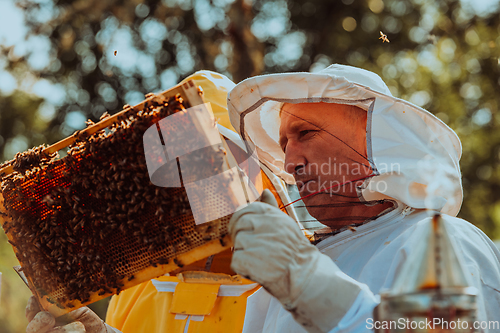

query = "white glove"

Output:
[[26, 296, 122, 333], [229, 189, 363, 333]]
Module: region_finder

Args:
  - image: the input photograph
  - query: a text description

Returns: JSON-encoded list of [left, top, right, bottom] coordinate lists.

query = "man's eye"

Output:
[[299, 130, 316, 137]]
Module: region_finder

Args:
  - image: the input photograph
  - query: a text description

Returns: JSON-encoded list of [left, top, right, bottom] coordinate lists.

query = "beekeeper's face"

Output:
[[279, 102, 372, 224]]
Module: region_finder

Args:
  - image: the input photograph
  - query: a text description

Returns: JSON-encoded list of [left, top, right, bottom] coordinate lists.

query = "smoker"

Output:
[[374, 214, 477, 333]]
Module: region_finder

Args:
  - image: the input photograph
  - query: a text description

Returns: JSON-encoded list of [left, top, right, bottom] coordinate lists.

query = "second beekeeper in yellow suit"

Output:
[[104, 70, 303, 333]]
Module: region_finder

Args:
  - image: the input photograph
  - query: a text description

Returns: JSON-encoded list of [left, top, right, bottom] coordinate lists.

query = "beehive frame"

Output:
[[0, 80, 242, 317]]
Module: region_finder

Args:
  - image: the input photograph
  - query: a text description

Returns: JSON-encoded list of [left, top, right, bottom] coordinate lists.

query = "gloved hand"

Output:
[[25, 296, 122, 333], [229, 189, 364, 333]]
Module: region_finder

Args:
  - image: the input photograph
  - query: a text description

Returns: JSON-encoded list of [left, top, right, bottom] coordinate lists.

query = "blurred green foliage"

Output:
[[0, 0, 499, 331], [0, 231, 32, 333]]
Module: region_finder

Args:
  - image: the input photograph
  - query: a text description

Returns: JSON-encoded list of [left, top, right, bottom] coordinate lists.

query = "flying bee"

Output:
[[379, 31, 390, 43]]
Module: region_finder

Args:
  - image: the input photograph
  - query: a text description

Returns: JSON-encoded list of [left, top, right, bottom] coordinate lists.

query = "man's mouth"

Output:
[[297, 179, 315, 193]]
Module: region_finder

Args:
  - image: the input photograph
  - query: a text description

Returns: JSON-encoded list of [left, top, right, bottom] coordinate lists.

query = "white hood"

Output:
[[227, 64, 463, 216]]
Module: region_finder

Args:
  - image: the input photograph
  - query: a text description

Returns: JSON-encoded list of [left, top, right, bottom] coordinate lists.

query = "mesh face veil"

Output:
[[228, 64, 463, 235]]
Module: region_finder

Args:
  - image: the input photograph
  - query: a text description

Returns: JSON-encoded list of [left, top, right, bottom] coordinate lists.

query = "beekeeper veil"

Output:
[[227, 64, 463, 220]]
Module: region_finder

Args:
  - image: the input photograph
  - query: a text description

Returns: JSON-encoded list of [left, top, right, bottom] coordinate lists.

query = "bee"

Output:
[[100, 112, 110, 120], [73, 220, 85, 232], [379, 31, 390, 43], [157, 258, 169, 265], [155, 207, 164, 216], [173, 258, 184, 268], [348, 226, 357, 232]]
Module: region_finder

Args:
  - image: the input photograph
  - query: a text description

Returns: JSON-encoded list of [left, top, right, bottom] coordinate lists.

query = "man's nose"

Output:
[[284, 144, 307, 175]]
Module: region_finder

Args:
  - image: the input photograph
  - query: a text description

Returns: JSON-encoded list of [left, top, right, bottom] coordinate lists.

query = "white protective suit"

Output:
[[226, 65, 500, 332]]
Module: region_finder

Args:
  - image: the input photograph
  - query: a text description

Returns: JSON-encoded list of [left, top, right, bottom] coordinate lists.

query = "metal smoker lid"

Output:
[[380, 214, 477, 313], [390, 214, 474, 294]]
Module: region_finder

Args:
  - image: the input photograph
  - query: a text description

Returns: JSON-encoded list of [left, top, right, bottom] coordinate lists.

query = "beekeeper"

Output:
[[227, 64, 500, 332]]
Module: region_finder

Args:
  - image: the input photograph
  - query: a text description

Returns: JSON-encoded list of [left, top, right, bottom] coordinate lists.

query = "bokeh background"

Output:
[[0, 0, 499, 331]]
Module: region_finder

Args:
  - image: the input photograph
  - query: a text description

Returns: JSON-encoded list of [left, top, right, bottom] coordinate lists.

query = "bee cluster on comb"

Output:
[[0, 92, 234, 313]]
